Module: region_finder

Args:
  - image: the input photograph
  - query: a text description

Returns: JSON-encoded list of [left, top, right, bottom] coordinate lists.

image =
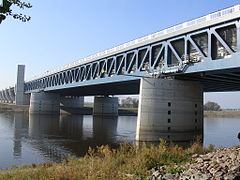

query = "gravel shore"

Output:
[[148, 146, 240, 180]]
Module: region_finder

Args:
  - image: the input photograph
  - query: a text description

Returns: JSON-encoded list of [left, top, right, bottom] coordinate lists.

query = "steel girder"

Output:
[[20, 19, 240, 93], [3, 89, 10, 103], [0, 87, 15, 103], [0, 91, 5, 102], [8, 87, 15, 102]]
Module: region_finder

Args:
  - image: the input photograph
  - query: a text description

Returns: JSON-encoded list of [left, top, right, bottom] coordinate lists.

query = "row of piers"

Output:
[[29, 93, 118, 116], [0, 65, 204, 142], [25, 77, 204, 142]]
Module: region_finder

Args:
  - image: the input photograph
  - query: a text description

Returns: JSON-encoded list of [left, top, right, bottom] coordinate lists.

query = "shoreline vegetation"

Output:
[[0, 140, 239, 179], [204, 110, 240, 118], [1, 103, 240, 117]]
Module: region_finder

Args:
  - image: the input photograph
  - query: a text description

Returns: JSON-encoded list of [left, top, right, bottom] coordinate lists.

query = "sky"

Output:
[[0, 0, 240, 108]]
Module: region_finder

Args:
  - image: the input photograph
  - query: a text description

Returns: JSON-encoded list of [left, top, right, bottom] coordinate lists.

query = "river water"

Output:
[[0, 112, 239, 169]]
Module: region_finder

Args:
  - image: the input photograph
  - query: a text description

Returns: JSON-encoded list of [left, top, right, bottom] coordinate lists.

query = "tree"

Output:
[[0, 0, 32, 24], [204, 101, 221, 111], [121, 97, 139, 108]]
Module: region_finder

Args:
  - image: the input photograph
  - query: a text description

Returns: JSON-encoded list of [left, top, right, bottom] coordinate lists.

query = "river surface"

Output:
[[0, 112, 239, 169]]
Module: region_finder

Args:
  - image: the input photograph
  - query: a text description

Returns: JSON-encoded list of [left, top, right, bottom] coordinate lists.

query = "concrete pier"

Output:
[[136, 78, 203, 142], [29, 92, 60, 114], [93, 96, 118, 116], [60, 96, 84, 108], [15, 65, 29, 105]]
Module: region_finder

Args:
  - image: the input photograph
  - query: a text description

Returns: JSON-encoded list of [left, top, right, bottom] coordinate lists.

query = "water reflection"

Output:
[[13, 113, 29, 159], [0, 112, 239, 169], [59, 115, 83, 138], [27, 114, 120, 162], [29, 114, 73, 162], [29, 114, 60, 138], [92, 115, 118, 144]]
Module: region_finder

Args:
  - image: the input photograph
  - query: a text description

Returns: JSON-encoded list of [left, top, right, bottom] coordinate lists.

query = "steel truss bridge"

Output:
[[1, 4, 240, 100]]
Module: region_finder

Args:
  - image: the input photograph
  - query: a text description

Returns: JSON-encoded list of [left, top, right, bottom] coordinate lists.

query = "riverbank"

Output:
[[0, 140, 239, 179], [204, 110, 240, 118], [2, 103, 240, 117], [0, 103, 138, 116], [61, 106, 138, 116], [0, 103, 29, 113]]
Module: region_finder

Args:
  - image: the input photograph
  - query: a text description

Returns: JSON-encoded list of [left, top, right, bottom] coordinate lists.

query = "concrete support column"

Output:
[[60, 96, 84, 108], [29, 92, 60, 114], [93, 96, 118, 116], [136, 78, 203, 142], [15, 65, 29, 105]]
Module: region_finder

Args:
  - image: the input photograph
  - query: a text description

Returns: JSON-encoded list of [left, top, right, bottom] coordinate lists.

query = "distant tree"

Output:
[[204, 101, 221, 111], [132, 98, 138, 108], [0, 0, 32, 24], [121, 97, 139, 108]]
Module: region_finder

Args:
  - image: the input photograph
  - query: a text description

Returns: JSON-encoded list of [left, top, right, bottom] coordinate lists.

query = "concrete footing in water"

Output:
[[93, 96, 118, 116], [29, 92, 60, 114], [136, 78, 203, 142], [60, 96, 84, 108]]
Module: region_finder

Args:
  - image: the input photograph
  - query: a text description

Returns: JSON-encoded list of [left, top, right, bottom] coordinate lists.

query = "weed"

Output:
[[0, 139, 211, 180]]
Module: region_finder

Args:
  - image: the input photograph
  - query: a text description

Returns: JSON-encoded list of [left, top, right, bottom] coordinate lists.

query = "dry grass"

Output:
[[204, 110, 240, 117], [0, 139, 215, 180]]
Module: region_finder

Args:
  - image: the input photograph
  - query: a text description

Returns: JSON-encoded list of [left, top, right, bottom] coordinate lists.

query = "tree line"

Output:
[[120, 97, 139, 108], [120, 97, 221, 111]]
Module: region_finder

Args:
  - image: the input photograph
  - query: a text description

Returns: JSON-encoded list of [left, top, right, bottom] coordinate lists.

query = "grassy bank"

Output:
[[119, 109, 240, 117], [204, 110, 240, 117], [0, 105, 11, 111], [0, 103, 29, 112], [118, 107, 138, 116], [0, 140, 215, 180], [2, 103, 240, 118]]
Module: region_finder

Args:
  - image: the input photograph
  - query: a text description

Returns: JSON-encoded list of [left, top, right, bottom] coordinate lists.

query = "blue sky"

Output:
[[0, 0, 240, 108]]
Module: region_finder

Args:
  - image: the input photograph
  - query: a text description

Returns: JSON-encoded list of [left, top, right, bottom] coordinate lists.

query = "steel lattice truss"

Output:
[[0, 87, 15, 103], [23, 20, 240, 94]]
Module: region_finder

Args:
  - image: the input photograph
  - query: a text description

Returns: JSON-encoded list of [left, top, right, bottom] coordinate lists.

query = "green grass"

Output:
[[118, 107, 138, 114], [0, 139, 215, 180]]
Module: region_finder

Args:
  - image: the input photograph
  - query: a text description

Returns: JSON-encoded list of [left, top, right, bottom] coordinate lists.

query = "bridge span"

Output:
[[1, 5, 240, 141]]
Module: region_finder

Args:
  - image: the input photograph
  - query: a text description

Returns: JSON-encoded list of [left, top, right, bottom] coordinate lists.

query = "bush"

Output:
[[204, 101, 221, 111]]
